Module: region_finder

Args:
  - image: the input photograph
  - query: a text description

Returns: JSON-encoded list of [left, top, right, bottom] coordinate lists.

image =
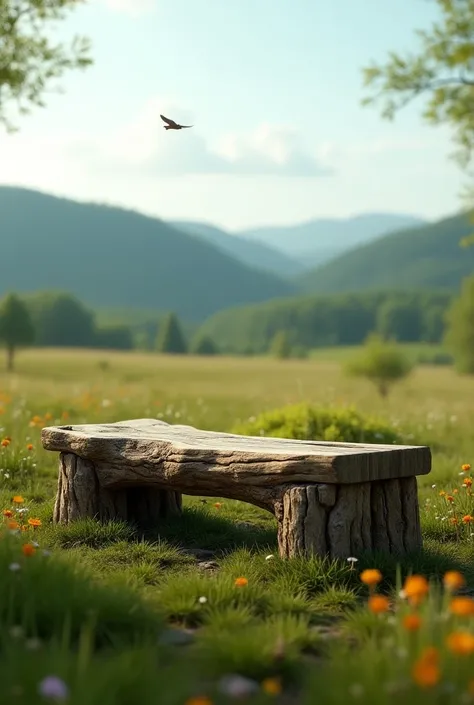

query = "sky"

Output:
[[0, 0, 466, 230]]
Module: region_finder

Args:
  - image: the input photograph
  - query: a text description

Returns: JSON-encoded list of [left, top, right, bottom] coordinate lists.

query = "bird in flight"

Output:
[[160, 114, 193, 130]]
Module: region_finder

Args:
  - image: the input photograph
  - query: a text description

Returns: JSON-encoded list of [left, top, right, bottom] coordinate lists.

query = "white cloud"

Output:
[[101, 0, 156, 17], [63, 97, 332, 178]]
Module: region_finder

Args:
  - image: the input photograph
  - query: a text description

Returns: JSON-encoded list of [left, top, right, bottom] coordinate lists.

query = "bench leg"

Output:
[[53, 452, 182, 526], [277, 477, 422, 560]]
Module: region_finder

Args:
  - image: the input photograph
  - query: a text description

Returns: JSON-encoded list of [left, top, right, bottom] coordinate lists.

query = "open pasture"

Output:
[[1, 347, 474, 704]]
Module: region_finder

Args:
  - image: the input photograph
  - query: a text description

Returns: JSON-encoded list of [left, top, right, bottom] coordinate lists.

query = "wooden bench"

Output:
[[41, 419, 431, 560]]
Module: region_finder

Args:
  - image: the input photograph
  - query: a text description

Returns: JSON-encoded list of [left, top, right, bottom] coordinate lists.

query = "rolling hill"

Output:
[[0, 187, 297, 321], [299, 211, 474, 294], [170, 220, 303, 277], [240, 213, 428, 267]]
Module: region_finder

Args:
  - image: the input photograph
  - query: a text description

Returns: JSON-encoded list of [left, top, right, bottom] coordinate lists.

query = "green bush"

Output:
[[232, 403, 403, 444]]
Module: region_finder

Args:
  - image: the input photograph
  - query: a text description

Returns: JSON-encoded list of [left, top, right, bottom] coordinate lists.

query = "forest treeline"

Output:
[[0, 289, 453, 358]]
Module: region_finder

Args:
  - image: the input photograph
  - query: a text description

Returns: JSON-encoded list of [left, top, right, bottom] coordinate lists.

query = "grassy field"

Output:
[[1, 347, 474, 704]]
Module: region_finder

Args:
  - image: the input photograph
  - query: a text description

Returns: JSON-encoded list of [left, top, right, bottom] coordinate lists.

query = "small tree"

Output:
[[190, 333, 218, 356], [270, 330, 291, 359], [444, 276, 474, 373], [0, 293, 35, 371], [345, 333, 413, 398], [156, 313, 187, 354]]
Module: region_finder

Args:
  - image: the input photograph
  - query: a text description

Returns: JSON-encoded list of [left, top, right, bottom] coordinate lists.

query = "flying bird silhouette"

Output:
[[160, 114, 193, 130]]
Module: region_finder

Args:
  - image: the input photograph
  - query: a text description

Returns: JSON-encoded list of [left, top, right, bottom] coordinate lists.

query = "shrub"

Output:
[[232, 403, 403, 444]]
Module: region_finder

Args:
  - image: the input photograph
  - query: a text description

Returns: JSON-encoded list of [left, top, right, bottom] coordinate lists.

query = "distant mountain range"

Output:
[[170, 220, 302, 278], [299, 211, 474, 294], [1, 185, 470, 326], [238, 213, 428, 268], [0, 187, 296, 322]]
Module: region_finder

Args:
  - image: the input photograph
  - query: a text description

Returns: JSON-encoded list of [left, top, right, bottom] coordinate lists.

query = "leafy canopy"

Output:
[[362, 0, 474, 169], [0, 0, 92, 130]]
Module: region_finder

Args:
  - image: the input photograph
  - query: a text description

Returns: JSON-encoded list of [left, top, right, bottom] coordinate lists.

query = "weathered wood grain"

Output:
[[42, 418, 431, 489], [43, 419, 429, 558]]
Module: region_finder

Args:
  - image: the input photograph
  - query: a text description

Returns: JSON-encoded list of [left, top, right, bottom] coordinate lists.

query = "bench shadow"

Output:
[[140, 506, 278, 555]]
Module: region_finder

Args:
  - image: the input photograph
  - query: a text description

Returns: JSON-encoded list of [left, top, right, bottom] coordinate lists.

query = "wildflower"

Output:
[[443, 571, 466, 592], [185, 697, 213, 705], [7, 521, 19, 531], [446, 495, 455, 503], [30, 415, 42, 427], [9, 563, 20, 572], [26, 443, 33, 451], [403, 575, 429, 606], [453, 489, 459, 494], [368, 595, 390, 614], [234, 577, 248, 587], [463, 515, 474, 524], [450, 517, 459, 525], [38, 676, 69, 701], [265, 554, 275, 561], [360, 569, 382, 588], [28, 518, 42, 528], [412, 647, 440, 688], [402, 614, 422, 631], [44, 413, 53, 421], [463, 477, 473, 488], [61, 411, 69, 420], [449, 597, 474, 616], [1, 438, 10, 447], [12, 496, 24, 504], [439, 490, 446, 497], [261, 678, 282, 696], [22, 543, 35, 557], [462, 464, 471, 472], [446, 631, 474, 655], [198, 596, 208, 604], [3, 509, 13, 517], [218, 675, 259, 697], [214, 502, 222, 509]]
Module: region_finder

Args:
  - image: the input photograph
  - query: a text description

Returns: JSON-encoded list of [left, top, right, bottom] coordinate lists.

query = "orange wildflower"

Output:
[[44, 413, 53, 421], [234, 577, 248, 587], [29, 415, 42, 427], [404, 575, 429, 606], [185, 698, 213, 705], [1, 438, 10, 447], [450, 597, 474, 617], [368, 595, 390, 614], [412, 647, 440, 688], [21, 525, 29, 532], [450, 517, 459, 525], [446, 631, 474, 655], [27, 518, 41, 528], [261, 678, 282, 696], [463, 477, 473, 488], [443, 571, 466, 592], [2, 509, 13, 518], [402, 613, 422, 632], [446, 495, 455, 503], [22, 543, 35, 557], [61, 411, 69, 420], [360, 569, 382, 588], [462, 464, 471, 472], [463, 515, 474, 523], [439, 490, 446, 497], [26, 443, 34, 451], [7, 521, 19, 530], [12, 496, 24, 504], [213, 503, 222, 509]]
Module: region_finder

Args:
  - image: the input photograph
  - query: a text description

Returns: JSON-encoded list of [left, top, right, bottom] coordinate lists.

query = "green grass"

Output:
[[1, 346, 474, 703]]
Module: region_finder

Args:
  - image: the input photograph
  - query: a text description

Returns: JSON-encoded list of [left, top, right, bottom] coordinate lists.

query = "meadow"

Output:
[[1, 346, 474, 704]]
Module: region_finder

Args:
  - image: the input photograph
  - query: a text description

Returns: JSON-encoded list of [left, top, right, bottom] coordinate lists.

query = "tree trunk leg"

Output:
[[277, 478, 423, 560], [54, 452, 183, 527]]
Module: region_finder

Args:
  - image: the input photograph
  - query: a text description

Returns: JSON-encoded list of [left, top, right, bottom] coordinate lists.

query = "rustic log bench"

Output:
[[41, 419, 431, 560]]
